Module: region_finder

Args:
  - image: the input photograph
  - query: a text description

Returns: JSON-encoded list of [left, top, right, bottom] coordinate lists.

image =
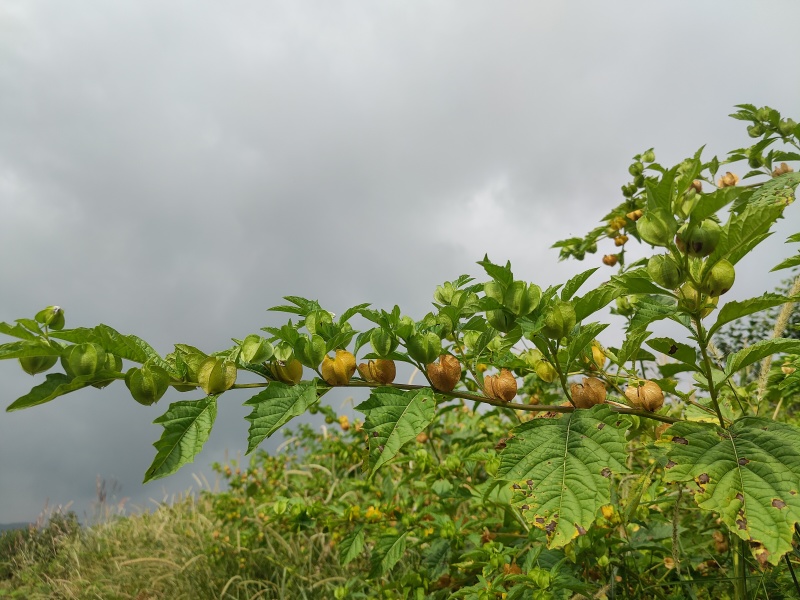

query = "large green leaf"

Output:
[[572, 284, 623, 322], [355, 387, 436, 476], [708, 293, 796, 338], [658, 418, 800, 565], [565, 323, 608, 368], [724, 338, 800, 378], [339, 524, 365, 566], [243, 380, 320, 453], [6, 370, 123, 411], [496, 405, 631, 547], [0, 340, 61, 360], [616, 329, 651, 366], [145, 396, 218, 482], [611, 269, 666, 296], [561, 268, 598, 301], [628, 296, 679, 332], [0, 322, 39, 341], [646, 337, 699, 370], [369, 532, 409, 578]]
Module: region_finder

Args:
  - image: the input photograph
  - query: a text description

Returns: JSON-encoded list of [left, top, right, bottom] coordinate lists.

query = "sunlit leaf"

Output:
[[244, 380, 320, 453]]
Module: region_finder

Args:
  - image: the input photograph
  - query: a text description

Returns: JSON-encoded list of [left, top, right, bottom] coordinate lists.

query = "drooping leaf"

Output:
[[369, 532, 409, 578], [572, 283, 623, 322], [496, 405, 630, 547], [565, 322, 608, 367], [355, 387, 436, 476], [616, 329, 652, 366], [0, 322, 39, 341], [561, 268, 598, 301], [708, 293, 797, 338], [771, 254, 800, 272], [658, 418, 800, 565], [339, 524, 365, 566], [144, 396, 218, 482], [690, 186, 745, 222], [724, 338, 800, 379], [244, 380, 320, 454], [6, 371, 121, 411]]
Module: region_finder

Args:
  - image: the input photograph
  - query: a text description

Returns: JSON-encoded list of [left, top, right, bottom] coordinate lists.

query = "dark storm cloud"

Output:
[[1, 0, 799, 522]]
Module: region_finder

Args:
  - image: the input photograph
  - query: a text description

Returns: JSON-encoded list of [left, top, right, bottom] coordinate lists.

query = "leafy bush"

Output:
[[3, 103, 800, 599]]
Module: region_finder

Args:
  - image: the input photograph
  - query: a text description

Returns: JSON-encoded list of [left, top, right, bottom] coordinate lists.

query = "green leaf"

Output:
[[566, 323, 608, 368], [339, 524, 365, 566], [369, 532, 409, 578], [477, 255, 513, 288], [658, 418, 800, 565], [645, 166, 677, 213], [646, 337, 698, 370], [422, 539, 452, 580], [0, 322, 39, 341], [0, 340, 62, 360], [144, 396, 218, 482], [561, 268, 598, 301], [629, 296, 679, 332], [771, 254, 800, 272], [496, 405, 631, 547], [355, 387, 436, 476], [616, 329, 651, 366], [572, 284, 624, 322], [724, 338, 800, 378], [243, 380, 320, 454], [690, 187, 745, 222], [6, 371, 120, 411], [708, 293, 796, 338], [610, 269, 666, 296]]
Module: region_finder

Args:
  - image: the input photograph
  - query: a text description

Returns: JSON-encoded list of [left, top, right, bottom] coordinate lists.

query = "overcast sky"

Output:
[[1, 1, 799, 524]]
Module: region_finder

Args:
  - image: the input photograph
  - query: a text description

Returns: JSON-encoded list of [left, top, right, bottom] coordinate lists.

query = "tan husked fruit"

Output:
[[426, 355, 461, 392], [625, 380, 664, 411], [357, 359, 396, 385], [570, 377, 607, 408], [483, 369, 518, 402], [321, 350, 357, 386]]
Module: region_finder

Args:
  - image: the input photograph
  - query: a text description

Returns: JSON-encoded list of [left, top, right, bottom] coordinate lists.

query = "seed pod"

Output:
[[91, 353, 124, 389], [434, 282, 456, 305], [717, 172, 739, 188], [426, 354, 461, 392], [321, 349, 357, 386], [125, 362, 171, 406], [61, 343, 107, 377], [395, 316, 416, 340], [700, 260, 735, 296], [483, 281, 504, 302], [534, 360, 558, 383], [542, 302, 577, 340], [19, 354, 58, 376], [772, 162, 794, 177], [240, 335, 274, 364], [268, 359, 303, 385], [614, 235, 629, 247], [647, 255, 685, 289], [642, 150, 656, 163], [747, 123, 765, 138], [197, 357, 237, 395], [608, 216, 627, 232], [636, 209, 677, 247], [407, 332, 442, 365], [483, 369, 518, 402], [591, 342, 606, 368], [624, 380, 664, 412], [615, 296, 634, 316], [602, 254, 619, 267], [370, 328, 397, 357], [357, 359, 396, 384], [34, 306, 65, 330], [304, 310, 333, 335], [295, 334, 327, 368], [486, 309, 516, 333], [629, 162, 644, 176], [626, 209, 643, 221], [779, 118, 797, 137], [571, 377, 607, 408], [690, 180, 703, 193], [504, 281, 541, 316], [675, 220, 721, 257]]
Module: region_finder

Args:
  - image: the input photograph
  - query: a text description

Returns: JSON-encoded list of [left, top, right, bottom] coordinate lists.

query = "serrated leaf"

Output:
[[566, 323, 608, 367], [0, 322, 39, 341], [787, 232, 800, 244], [0, 340, 62, 360], [658, 418, 800, 565], [144, 396, 217, 482], [339, 303, 370, 325], [369, 532, 408, 578], [355, 388, 436, 475], [244, 381, 319, 453], [771, 254, 800, 272], [422, 539, 452, 580], [6, 371, 121, 411], [572, 284, 624, 322], [616, 329, 651, 366], [708, 293, 796, 338], [646, 337, 698, 369], [610, 269, 666, 296], [561, 268, 598, 301], [629, 296, 678, 332], [496, 405, 631, 547], [724, 338, 800, 378], [478, 255, 514, 288], [690, 187, 745, 222], [339, 524, 365, 566]]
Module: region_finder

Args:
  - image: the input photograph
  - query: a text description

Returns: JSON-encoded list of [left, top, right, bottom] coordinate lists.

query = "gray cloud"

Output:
[[1, 0, 799, 522]]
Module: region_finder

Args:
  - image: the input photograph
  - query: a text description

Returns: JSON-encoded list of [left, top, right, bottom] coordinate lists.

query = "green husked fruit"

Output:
[[636, 209, 677, 247], [504, 281, 541, 316], [675, 220, 721, 257], [678, 283, 718, 317], [486, 309, 516, 333], [268, 359, 303, 385], [295, 334, 326, 368], [19, 354, 58, 376], [647, 255, 685, 289], [370, 328, 397, 357], [34, 306, 65, 330], [541, 302, 576, 340], [240, 335, 274, 364], [91, 353, 124, 389], [395, 316, 415, 340], [700, 260, 736, 296], [125, 362, 170, 406], [197, 357, 237, 395], [304, 310, 333, 335], [61, 343, 106, 377], [407, 331, 442, 365]]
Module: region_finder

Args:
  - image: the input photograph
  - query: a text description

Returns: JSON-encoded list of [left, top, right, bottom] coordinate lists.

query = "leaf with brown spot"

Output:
[[657, 417, 800, 565]]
